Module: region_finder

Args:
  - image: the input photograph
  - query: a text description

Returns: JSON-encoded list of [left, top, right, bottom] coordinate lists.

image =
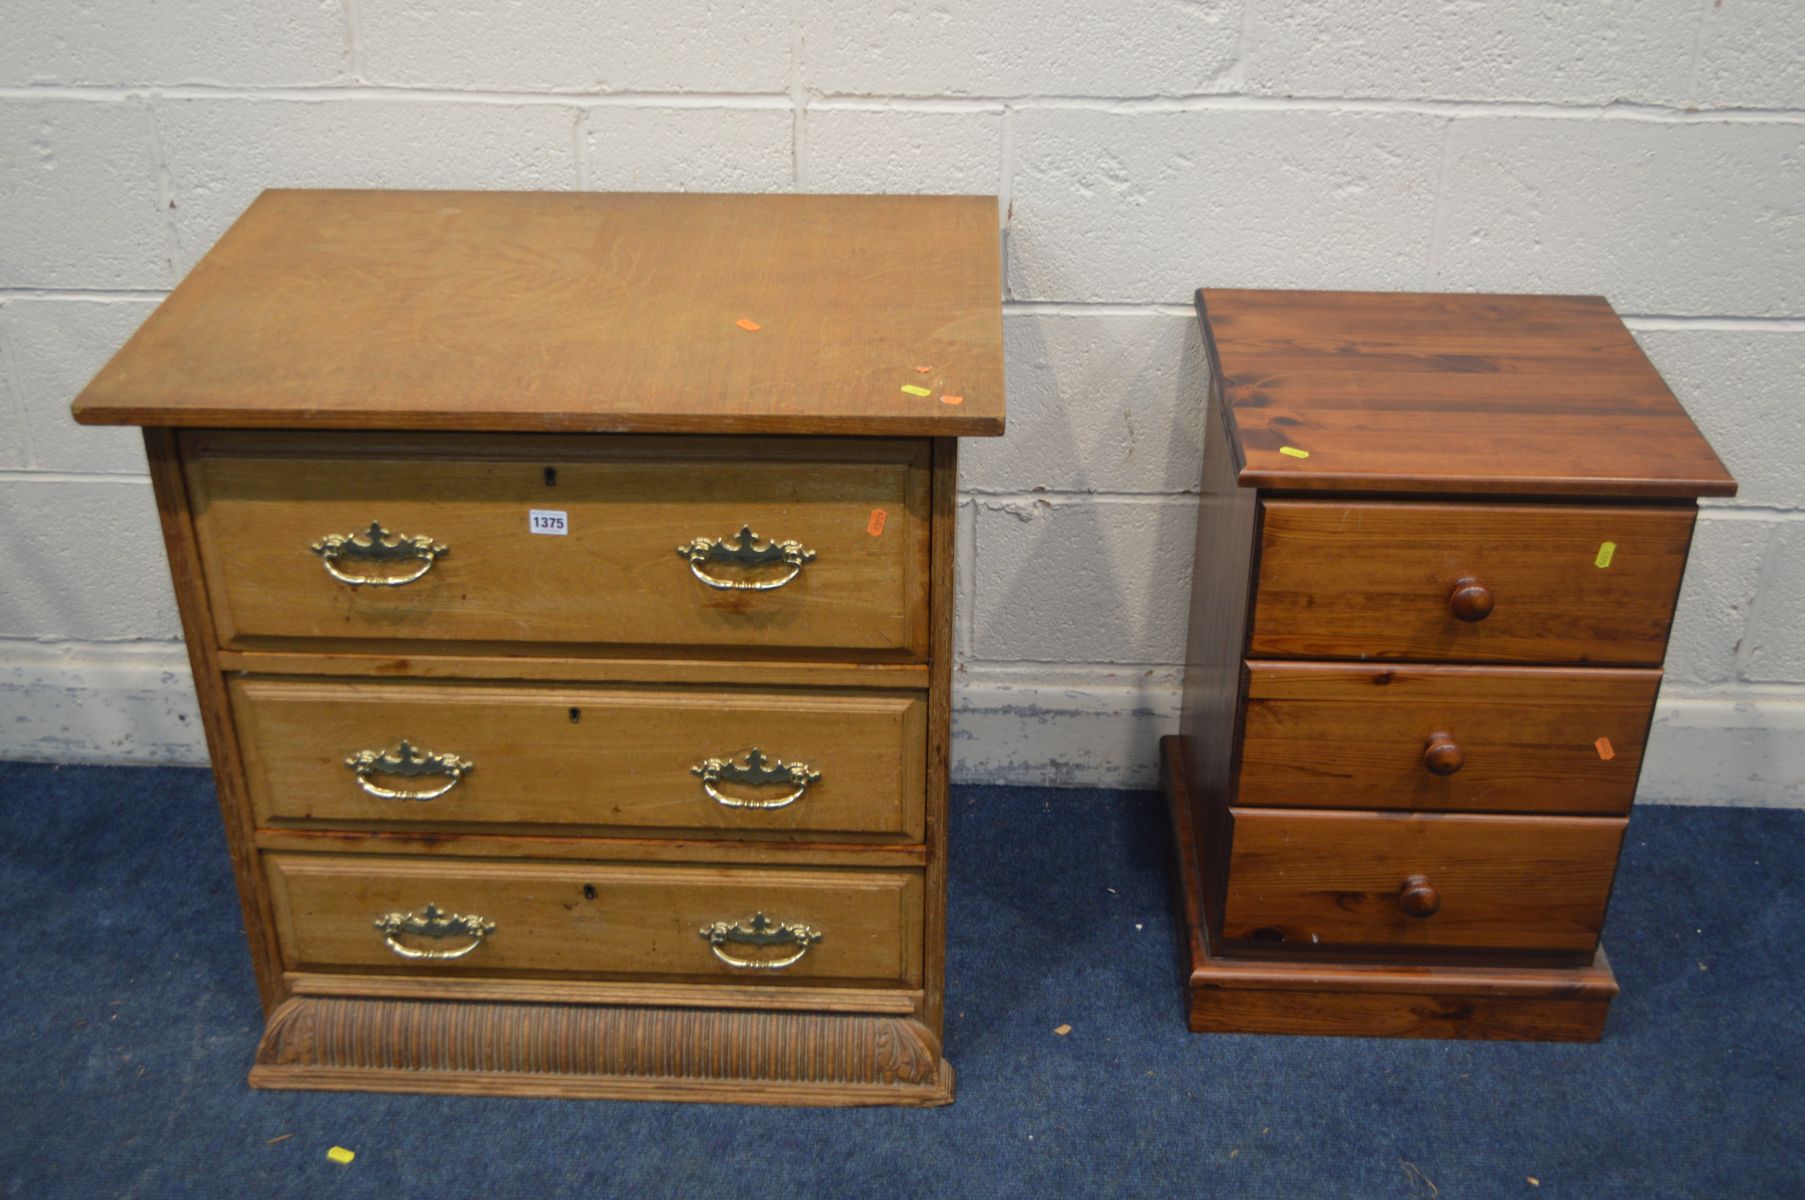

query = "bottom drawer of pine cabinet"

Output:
[[265, 854, 922, 986], [1221, 808, 1626, 955]]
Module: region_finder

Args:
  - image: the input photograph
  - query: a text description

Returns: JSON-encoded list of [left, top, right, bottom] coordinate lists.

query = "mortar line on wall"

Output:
[[1732, 523, 1784, 681], [140, 96, 182, 283], [0, 288, 171, 301], [2, 85, 1800, 124], [787, 0, 807, 188], [965, 490, 1200, 504], [998, 105, 1016, 299], [1684, 0, 1714, 110], [1422, 116, 1457, 288], [1624, 315, 1805, 332], [1697, 505, 1805, 520], [955, 498, 976, 659], [1004, 301, 1194, 317], [572, 108, 590, 190], [339, 0, 364, 83], [0, 308, 42, 470], [0, 470, 152, 485]]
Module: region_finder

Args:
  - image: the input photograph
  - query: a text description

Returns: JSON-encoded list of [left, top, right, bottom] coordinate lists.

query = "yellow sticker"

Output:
[[1279, 446, 1310, 459], [326, 1147, 356, 1165], [1595, 541, 1617, 569], [900, 384, 932, 397]]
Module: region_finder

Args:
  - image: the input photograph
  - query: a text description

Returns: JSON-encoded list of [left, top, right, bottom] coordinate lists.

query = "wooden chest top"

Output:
[[72, 190, 1004, 438], [1199, 288, 1734, 499]]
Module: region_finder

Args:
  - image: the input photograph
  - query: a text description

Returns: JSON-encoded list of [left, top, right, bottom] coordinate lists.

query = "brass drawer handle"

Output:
[[345, 739, 474, 801], [374, 903, 495, 960], [691, 748, 820, 810], [311, 520, 448, 587], [699, 911, 823, 970], [676, 525, 817, 591]]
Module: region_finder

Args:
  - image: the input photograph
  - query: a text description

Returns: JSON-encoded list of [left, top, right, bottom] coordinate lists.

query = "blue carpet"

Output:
[[0, 762, 1800, 1199]]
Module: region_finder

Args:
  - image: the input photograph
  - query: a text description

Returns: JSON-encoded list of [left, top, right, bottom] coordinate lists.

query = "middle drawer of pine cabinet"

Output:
[[232, 677, 924, 839]]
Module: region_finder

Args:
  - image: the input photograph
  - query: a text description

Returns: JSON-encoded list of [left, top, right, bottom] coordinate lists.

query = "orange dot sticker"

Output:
[[1279, 445, 1310, 459], [940, 394, 964, 405], [914, 365, 933, 374], [1595, 737, 1616, 761], [735, 318, 761, 332], [867, 509, 887, 537]]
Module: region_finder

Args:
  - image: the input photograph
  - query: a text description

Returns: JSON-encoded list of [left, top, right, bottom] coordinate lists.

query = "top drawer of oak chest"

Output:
[[1249, 500, 1695, 666], [182, 432, 930, 657]]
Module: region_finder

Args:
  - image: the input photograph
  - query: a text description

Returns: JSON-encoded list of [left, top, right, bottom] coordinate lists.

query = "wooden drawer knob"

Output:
[[1448, 576, 1494, 622], [1422, 731, 1465, 776], [1399, 875, 1441, 919]]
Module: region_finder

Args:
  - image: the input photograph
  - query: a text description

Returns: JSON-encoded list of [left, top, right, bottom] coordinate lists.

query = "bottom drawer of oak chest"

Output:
[[1221, 808, 1626, 955], [266, 854, 922, 987]]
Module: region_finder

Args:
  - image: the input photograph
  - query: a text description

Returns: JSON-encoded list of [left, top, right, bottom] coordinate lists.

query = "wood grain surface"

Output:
[[1221, 807, 1626, 954], [265, 854, 923, 985], [184, 432, 930, 657], [1200, 288, 1734, 498], [232, 676, 925, 838], [1176, 353, 1260, 944], [72, 190, 1004, 438], [1251, 499, 1695, 665], [1238, 662, 1660, 814]]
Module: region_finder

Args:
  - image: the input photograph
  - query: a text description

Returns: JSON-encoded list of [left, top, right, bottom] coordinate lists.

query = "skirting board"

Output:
[[3, 645, 1802, 805]]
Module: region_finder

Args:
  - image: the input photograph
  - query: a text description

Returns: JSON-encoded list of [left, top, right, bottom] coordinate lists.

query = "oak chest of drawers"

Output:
[[73, 189, 1004, 1104], [1162, 288, 1734, 1041]]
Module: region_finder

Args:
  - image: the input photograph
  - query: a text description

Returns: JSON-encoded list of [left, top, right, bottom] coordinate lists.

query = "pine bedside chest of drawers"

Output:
[[71, 189, 1003, 1105], [1162, 289, 1734, 1041]]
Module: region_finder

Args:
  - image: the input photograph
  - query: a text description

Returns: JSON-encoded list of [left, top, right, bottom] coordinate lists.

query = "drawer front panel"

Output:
[[1238, 663, 1659, 815], [266, 854, 922, 986], [1250, 501, 1694, 665], [1222, 808, 1625, 954], [233, 677, 925, 838], [184, 434, 929, 656]]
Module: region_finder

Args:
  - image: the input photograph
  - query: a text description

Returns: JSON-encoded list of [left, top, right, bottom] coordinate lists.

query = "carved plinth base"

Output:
[[251, 996, 954, 1106], [1161, 735, 1617, 1042]]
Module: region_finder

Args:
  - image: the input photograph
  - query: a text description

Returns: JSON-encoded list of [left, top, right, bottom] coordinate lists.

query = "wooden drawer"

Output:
[[1250, 500, 1694, 665], [233, 677, 925, 839], [1238, 663, 1659, 815], [1221, 808, 1625, 954], [265, 854, 923, 986], [183, 432, 930, 657]]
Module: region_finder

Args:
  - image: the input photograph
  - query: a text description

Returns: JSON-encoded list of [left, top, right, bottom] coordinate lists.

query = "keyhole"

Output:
[[582, 884, 597, 901], [543, 467, 557, 487], [568, 707, 581, 724]]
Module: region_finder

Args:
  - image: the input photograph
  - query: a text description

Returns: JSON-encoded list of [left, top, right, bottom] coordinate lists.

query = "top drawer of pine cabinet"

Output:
[[1249, 500, 1695, 666], [182, 432, 930, 657]]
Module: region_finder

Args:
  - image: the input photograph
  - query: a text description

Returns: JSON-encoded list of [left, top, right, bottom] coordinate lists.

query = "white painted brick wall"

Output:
[[1, 2, 1800, 803]]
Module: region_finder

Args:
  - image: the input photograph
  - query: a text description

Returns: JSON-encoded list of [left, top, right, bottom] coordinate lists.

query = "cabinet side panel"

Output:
[[919, 437, 956, 1046], [1177, 340, 1258, 948], [143, 428, 287, 1013]]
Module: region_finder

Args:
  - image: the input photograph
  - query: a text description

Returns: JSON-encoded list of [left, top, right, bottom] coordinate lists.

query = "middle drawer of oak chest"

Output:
[[233, 677, 925, 839]]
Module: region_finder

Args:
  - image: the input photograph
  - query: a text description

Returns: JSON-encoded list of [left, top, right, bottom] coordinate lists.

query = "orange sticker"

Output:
[[1595, 737, 1615, 761], [735, 318, 761, 332], [940, 394, 964, 405], [914, 365, 933, 374], [867, 508, 887, 537]]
